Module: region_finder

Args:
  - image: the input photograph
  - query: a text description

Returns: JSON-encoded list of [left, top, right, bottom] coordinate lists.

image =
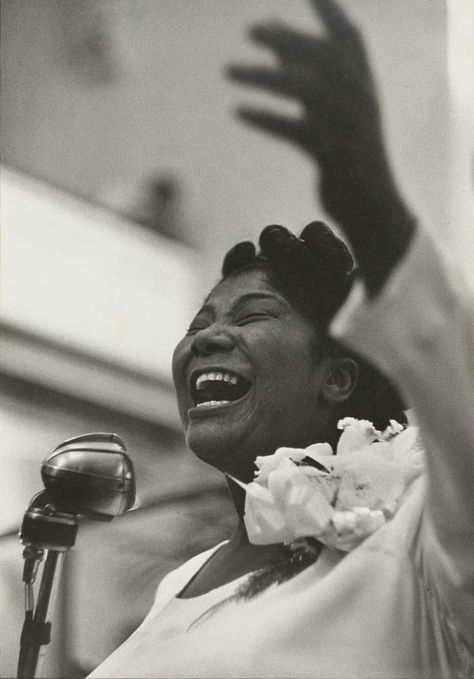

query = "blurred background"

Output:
[[1, 1, 472, 677]]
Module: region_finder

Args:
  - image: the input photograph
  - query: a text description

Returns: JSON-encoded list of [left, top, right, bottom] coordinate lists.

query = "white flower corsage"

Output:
[[231, 418, 424, 553]]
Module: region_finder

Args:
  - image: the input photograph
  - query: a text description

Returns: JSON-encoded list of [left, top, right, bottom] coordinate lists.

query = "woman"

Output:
[[90, 221, 414, 676], [170, 218, 406, 597], [91, 1, 474, 676]]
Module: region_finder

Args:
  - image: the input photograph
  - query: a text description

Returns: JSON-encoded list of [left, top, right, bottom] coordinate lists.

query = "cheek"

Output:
[[254, 336, 321, 404], [171, 339, 189, 392], [256, 328, 316, 374]]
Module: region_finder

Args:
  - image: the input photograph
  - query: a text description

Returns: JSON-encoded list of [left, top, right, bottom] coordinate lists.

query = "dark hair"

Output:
[[221, 222, 406, 430]]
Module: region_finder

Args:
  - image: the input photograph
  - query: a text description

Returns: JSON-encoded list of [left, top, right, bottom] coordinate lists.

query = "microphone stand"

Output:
[[16, 432, 135, 679], [17, 491, 79, 679]]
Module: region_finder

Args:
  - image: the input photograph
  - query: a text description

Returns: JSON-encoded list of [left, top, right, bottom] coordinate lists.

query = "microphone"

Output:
[[20, 432, 136, 549], [41, 432, 135, 521], [17, 433, 135, 679]]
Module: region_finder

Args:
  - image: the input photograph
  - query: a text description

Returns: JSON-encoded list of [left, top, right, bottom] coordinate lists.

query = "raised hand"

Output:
[[228, 0, 416, 296]]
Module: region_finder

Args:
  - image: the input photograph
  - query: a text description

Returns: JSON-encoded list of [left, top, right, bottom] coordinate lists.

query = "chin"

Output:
[[186, 433, 225, 463], [185, 426, 255, 481]]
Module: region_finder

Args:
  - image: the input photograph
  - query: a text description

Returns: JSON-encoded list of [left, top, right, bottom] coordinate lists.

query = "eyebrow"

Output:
[[195, 291, 288, 316]]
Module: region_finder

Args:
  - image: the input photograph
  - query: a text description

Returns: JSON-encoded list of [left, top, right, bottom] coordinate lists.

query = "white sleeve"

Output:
[[330, 228, 474, 647]]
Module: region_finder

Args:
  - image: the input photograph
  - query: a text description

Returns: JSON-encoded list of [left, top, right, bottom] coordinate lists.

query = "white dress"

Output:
[[90, 229, 474, 678]]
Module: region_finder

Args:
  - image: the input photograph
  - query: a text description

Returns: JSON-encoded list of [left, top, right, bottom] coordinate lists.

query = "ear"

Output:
[[321, 357, 358, 404]]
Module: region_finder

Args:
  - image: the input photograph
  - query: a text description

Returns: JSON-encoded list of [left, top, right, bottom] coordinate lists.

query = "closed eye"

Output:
[[236, 313, 271, 326], [187, 325, 207, 335], [186, 317, 210, 334]]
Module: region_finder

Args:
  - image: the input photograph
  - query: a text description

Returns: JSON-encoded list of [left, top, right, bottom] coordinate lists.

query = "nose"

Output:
[[191, 324, 235, 356]]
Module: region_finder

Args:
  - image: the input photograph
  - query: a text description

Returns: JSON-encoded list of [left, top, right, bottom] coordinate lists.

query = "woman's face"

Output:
[[172, 268, 331, 482]]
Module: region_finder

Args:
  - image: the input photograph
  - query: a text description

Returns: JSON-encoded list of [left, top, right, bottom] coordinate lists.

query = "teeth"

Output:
[[195, 371, 239, 390], [196, 400, 231, 407]]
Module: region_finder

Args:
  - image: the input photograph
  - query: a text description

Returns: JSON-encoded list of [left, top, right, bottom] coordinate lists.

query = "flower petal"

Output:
[[254, 447, 307, 482], [300, 442, 334, 469], [244, 418, 425, 552], [335, 453, 404, 511], [337, 418, 379, 455], [244, 464, 336, 544]]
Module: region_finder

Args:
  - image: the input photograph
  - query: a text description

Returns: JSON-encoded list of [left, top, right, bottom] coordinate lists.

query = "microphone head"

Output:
[[41, 433, 135, 521]]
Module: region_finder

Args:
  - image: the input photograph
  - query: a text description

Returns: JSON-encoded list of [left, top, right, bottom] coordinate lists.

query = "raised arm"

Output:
[[228, 0, 474, 649], [227, 0, 416, 297]]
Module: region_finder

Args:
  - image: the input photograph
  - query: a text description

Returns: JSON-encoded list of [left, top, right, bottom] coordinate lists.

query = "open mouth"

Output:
[[190, 369, 252, 408]]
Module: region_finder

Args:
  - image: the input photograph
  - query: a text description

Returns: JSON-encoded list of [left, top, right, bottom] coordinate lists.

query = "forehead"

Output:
[[204, 268, 283, 308]]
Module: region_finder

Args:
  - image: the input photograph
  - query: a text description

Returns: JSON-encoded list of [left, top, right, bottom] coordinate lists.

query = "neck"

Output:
[[226, 476, 247, 521], [228, 515, 252, 547]]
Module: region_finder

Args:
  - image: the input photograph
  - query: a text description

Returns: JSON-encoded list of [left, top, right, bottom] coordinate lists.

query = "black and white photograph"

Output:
[[1, 1, 473, 677]]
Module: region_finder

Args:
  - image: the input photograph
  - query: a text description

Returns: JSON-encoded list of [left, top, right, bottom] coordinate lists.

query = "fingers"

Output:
[[311, 0, 360, 45], [226, 0, 377, 164], [231, 8, 367, 102], [249, 21, 325, 64], [228, 64, 306, 100], [227, 58, 356, 112], [235, 107, 307, 147]]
